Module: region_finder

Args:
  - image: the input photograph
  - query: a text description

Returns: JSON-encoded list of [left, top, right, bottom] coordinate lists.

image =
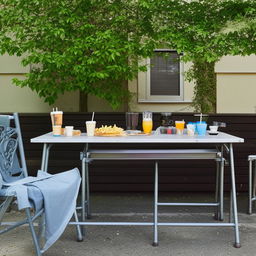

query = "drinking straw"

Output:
[[91, 112, 95, 121], [200, 113, 202, 123]]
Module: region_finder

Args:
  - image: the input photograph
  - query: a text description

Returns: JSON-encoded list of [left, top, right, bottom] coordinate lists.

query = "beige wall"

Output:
[[1, 53, 256, 113], [217, 74, 256, 113], [0, 54, 125, 113], [216, 55, 256, 113], [0, 54, 29, 74], [0, 54, 80, 113], [0, 75, 80, 113]]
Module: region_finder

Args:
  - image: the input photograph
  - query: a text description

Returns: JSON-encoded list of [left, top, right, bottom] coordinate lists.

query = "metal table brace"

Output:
[[71, 145, 240, 248]]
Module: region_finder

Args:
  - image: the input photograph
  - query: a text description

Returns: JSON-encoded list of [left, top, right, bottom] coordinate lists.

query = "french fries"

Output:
[[94, 125, 125, 136]]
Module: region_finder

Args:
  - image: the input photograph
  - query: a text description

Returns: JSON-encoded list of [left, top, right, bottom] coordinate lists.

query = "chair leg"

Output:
[[37, 213, 45, 242], [74, 210, 83, 242], [25, 208, 42, 256], [0, 197, 13, 223]]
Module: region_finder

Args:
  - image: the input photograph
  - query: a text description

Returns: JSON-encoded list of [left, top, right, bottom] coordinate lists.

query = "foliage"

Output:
[[0, 0, 255, 111], [156, 0, 256, 62], [153, 0, 256, 112], [0, 0, 158, 108], [186, 60, 216, 113]]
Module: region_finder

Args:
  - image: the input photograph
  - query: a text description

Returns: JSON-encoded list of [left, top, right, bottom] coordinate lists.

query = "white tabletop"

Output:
[[31, 132, 244, 144]]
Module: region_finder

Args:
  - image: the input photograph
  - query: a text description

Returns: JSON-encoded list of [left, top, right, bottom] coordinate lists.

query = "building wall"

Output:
[[216, 55, 256, 113], [0, 54, 79, 113], [1, 53, 256, 113]]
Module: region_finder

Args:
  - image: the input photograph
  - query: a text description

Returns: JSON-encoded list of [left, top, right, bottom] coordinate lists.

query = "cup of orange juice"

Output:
[[175, 121, 185, 135], [142, 111, 153, 134]]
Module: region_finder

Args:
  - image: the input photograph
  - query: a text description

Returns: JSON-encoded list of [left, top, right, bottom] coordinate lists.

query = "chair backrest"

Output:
[[0, 113, 28, 183]]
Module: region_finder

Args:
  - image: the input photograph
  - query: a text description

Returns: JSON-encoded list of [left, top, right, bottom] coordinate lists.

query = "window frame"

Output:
[[138, 49, 184, 103]]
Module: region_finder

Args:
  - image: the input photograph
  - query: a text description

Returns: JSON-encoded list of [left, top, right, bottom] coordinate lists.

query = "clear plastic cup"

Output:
[[187, 124, 195, 136], [86, 121, 96, 136], [196, 123, 207, 136], [50, 111, 63, 126], [175, 121, 185, 135]]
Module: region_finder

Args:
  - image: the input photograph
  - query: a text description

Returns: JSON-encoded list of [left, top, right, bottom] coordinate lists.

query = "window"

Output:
[[138, 49, 184, 102]]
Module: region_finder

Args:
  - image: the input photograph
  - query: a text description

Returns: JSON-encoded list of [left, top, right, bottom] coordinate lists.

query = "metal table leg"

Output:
[[81, 157, 86, 236], [153, 161, 159, 247], [229, 190, 233, 223], [229, 144, 241, 248], [80, 144, 91, 220], [40, 143, 52, 172], [215, 145, 224, 221], [85, 160, 91, 219], [252, 162, 256, 214], [219, 156, 224, 221], [40, 144, 47, 172], [248, 159, 253, 214], [214, 158, 220, 220]]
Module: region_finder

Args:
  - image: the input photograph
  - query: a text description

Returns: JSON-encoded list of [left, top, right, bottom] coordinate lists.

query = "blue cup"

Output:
[[196, 123, 207, 136]]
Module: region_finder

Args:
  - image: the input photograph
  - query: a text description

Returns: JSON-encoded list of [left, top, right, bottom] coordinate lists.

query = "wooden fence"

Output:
[[18, 113, 256, 192]]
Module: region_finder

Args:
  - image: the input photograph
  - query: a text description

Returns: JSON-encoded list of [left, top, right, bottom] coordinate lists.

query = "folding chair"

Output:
[[0, 113, 82, 255]]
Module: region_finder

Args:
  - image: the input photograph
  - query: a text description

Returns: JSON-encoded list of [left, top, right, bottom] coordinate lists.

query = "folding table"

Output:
[[31, 132, 244, 247]]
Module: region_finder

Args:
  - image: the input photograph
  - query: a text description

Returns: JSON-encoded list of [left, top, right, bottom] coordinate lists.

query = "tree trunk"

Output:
[[191, 60, 216, 113], [79, 91, 88, 112]]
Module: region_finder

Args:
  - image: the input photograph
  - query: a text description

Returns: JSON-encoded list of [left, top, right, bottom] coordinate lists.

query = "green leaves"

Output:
[[0, 0, 157, 108], [0, 0, 255, 110]]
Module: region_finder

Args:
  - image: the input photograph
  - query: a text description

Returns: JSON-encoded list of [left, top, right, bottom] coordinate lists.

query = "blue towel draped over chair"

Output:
[[0, 113, 82, 255]]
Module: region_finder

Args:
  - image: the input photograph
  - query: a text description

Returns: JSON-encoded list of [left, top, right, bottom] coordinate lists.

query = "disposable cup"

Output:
[[197, 123, 207, 136], [187, 124, 195, 136], [175, 121, 185, 135], [65, 126, 74, 136], [86, 121, 96, 136], [52, 125, 62, 136], [50, 111, 63, 126]]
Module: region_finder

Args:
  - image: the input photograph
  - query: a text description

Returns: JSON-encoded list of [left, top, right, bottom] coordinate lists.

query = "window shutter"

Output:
[[150, 52, 180, 96]]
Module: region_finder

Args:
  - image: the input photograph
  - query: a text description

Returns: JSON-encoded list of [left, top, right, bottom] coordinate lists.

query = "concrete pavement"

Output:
[[1, 192, 256, 256]]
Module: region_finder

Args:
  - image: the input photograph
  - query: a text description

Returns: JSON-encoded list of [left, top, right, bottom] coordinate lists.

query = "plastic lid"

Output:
[[51, 111, 63, 114]]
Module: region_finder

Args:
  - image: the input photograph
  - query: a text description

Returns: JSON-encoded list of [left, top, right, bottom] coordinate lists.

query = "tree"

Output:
[[0, 0, 158, 109], [155, 0, 256, 112], [1, 0, 255, 112]]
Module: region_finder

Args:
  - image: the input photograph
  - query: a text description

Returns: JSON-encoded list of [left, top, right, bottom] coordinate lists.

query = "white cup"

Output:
[[86, 121, 96, 136], [65, 126, 74, 136], [209, 125, 218, 133]]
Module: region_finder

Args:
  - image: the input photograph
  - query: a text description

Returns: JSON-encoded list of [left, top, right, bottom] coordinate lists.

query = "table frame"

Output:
[[39, 141, 240, 248]]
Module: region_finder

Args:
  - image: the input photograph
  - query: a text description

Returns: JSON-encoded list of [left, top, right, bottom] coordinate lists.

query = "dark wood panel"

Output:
[[14, 112, 256, 192]]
